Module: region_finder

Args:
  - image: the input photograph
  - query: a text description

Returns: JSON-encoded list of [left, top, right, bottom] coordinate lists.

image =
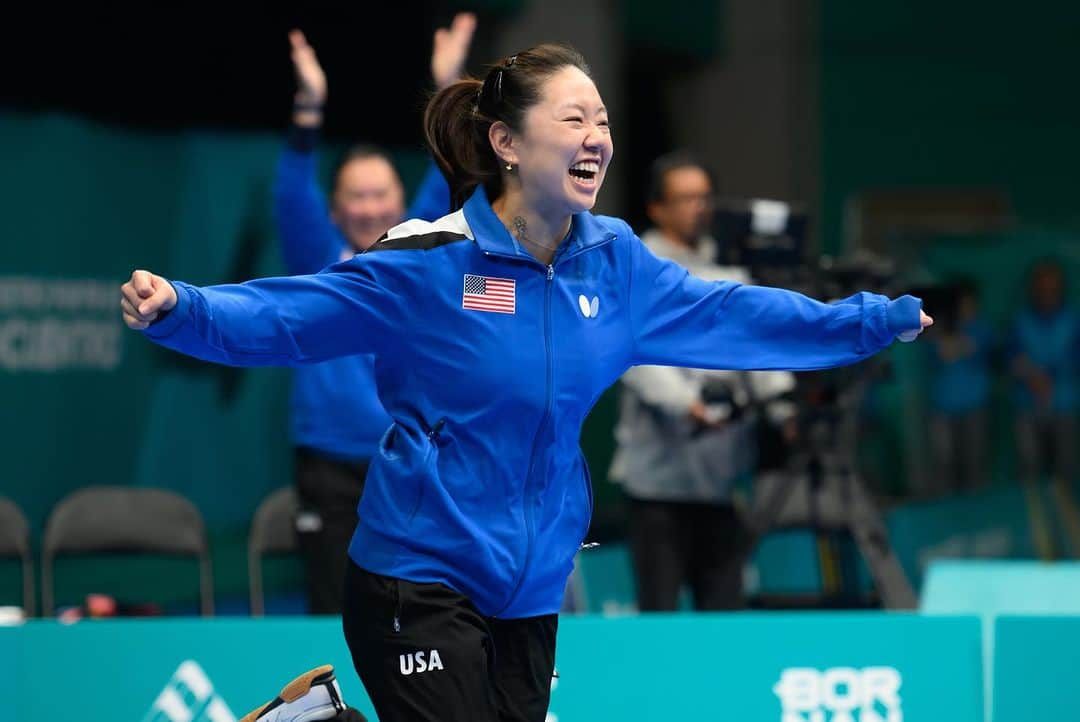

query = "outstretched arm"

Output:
[[121, 253, 422, 367], [626, 228, 931, 371]]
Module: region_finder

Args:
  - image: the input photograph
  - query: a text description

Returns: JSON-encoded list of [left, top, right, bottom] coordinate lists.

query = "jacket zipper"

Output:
[[486, 233, 615, 616], [494, 262, 555, 615]]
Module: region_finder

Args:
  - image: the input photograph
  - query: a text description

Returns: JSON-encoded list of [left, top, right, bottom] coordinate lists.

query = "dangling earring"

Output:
[[505, 162, 514, 172]]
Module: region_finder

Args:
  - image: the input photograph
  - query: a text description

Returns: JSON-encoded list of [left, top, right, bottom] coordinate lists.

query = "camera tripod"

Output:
[[736, 364, 917, 610]]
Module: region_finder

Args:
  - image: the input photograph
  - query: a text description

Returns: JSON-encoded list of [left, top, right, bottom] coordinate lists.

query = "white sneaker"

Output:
[[239, 665, 347, 722]]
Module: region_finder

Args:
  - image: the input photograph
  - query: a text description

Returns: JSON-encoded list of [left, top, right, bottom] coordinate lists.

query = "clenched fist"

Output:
[[120, 269, 177, 330]]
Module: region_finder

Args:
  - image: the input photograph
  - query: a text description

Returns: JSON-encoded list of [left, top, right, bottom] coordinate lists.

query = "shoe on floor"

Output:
[[239, 665, 346, 722]]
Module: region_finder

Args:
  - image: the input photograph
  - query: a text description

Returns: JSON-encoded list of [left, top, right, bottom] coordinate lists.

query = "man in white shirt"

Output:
[[611, 152, 796, 610]]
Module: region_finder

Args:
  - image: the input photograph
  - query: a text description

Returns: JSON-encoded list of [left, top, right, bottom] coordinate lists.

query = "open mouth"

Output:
[[568, 160, 600, 186]]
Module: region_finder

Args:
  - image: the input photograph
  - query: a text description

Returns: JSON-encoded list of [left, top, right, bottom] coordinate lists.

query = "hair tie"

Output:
[[494, 55, 519, 106]]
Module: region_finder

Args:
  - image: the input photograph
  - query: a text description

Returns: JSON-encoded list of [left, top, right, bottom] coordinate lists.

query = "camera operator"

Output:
[[610, 153, 797, 611]]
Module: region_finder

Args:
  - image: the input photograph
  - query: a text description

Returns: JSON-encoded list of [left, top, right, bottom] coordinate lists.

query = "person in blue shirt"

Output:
[[121, 43, 932, 722], [1008, 260, 1080, 486], [275, 17, 470, 614], [925, 279, 995, 494]]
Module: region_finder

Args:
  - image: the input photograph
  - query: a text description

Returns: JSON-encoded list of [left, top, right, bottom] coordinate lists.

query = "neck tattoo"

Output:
[[512, 216, 560, 252]]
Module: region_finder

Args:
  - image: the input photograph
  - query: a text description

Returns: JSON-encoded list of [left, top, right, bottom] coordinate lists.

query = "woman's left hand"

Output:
[[898, 310, 934, 342]]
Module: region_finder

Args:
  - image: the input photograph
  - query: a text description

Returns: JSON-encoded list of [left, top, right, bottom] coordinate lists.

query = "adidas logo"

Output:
[[143, 660, 237, 722]]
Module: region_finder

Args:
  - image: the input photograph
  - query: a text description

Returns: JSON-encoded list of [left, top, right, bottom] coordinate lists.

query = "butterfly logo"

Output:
[[578, 294, 600, 319]]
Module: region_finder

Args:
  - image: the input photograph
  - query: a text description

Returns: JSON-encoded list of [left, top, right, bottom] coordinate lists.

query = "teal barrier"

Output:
[[921, 560, 1080, 722], [0, 628, 18, 716], [993, 616, 1080, 722], [921, 560, 1080, 617], [1, 613, 982, 721], [18, 619, 362, 722], [555, 614, 981, 721]]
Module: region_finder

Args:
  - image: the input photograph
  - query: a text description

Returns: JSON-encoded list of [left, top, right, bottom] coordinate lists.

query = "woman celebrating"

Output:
[[122, 43, 931, 722]]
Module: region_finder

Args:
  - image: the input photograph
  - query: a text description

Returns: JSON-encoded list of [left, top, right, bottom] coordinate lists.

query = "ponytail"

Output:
[[424, 79, 501, 210]]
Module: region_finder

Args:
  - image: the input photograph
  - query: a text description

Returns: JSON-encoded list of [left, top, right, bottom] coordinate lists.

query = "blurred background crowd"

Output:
[[2, 0, 1079, 619]]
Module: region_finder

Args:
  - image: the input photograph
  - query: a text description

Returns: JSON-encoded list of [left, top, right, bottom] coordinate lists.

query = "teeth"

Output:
[[570, 161, 600, 173]]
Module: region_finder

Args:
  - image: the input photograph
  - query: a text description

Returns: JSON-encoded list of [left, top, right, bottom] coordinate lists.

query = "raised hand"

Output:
[[431, 12, 477, 90], [120, 270, 177, 330], [289, 29, 327, 107]]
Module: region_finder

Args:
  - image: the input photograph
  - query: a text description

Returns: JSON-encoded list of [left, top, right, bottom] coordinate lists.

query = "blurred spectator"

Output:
[[925, 279, 994, 494], [273, 17, 472, 613], [609, 152, 797, 611], [1008, 260, 1080, 485]]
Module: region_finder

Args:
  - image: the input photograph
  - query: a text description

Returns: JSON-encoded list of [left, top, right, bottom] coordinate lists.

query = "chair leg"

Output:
[[249, 551, 264, 617], [22, 556, 34, 617], [199, 555, 214, 617], [41, 553, 53, 617]]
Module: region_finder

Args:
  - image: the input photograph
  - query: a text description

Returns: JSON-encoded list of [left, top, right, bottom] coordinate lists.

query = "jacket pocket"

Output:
[[377, 422, 436, 524]]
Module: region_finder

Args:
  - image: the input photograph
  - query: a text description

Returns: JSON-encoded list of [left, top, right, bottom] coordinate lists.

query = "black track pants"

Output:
[[341, 562, 557, 722]]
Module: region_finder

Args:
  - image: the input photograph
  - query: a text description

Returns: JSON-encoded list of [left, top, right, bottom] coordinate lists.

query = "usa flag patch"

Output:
[[462, 274, 516, 314]]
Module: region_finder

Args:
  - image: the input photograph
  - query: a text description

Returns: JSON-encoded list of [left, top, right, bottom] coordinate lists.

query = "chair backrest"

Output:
[[41, 486, 213, 616], [0, 497, 34, 616], [248, 486, 299, 616]]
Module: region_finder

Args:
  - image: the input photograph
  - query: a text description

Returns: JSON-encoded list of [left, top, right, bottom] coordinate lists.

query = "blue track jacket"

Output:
[[143, 186, 922, 618], [273, 133, 448, 458]]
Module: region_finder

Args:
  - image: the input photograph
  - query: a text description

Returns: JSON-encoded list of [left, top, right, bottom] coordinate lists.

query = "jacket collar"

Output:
[[462, 186, 616, 263]]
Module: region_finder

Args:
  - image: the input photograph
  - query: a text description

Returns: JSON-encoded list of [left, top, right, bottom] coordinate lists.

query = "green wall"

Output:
[[0, 112, 299, 607], [820, 1, 1080, 252], [819, 3, 1080, 492]]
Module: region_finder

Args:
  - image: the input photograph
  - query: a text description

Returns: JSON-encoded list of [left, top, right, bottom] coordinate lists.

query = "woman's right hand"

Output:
[[121, 270, 177, 330]]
